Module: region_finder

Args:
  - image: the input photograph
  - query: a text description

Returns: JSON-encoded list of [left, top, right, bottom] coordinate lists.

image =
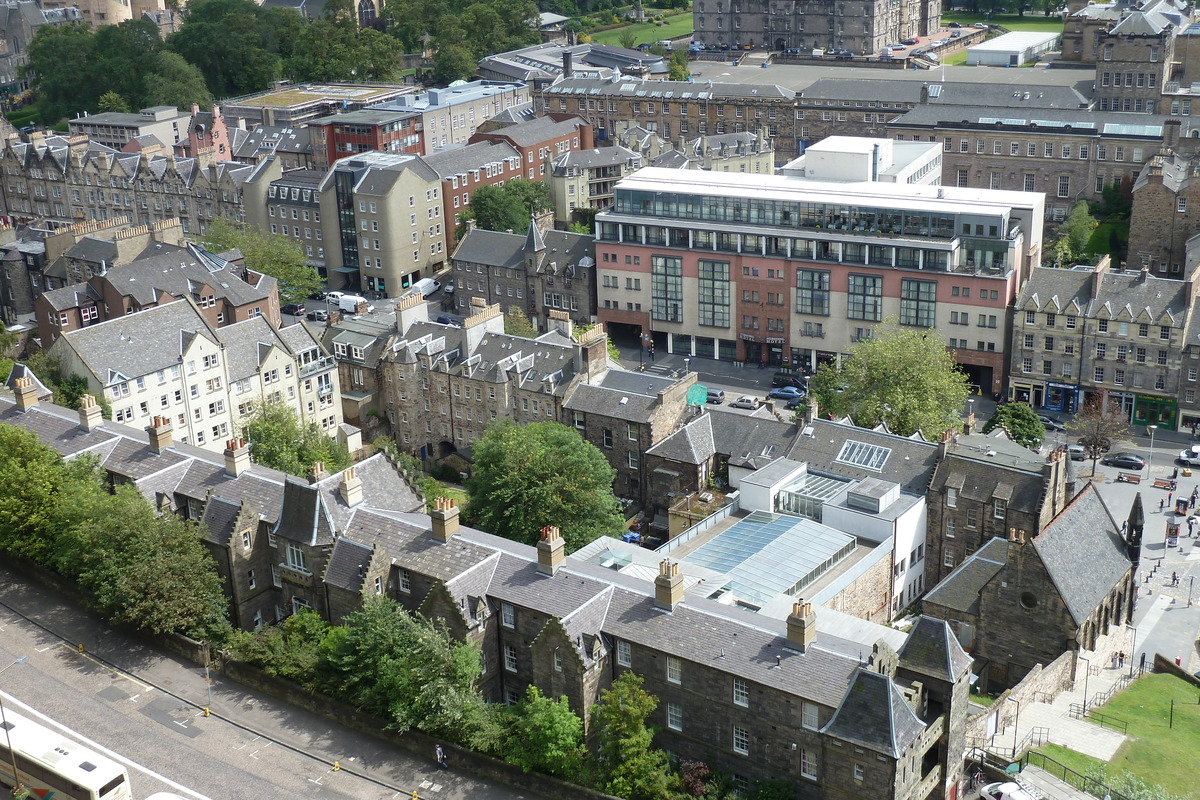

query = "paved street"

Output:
[[0, 564, 546, 800]]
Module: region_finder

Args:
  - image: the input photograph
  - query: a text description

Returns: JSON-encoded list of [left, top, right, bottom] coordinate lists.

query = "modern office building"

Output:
[[594, 140, 1044, 396]]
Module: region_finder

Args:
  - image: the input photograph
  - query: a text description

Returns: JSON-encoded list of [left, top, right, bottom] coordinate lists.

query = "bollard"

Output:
[[412, 792, 419, 800], [332, 761, 340, 772], [203, 707, 210, 717]]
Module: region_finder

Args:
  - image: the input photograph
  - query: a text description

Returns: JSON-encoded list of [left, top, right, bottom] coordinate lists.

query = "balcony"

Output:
[[278, 562, 314, 587], [299, 355, 335, 378]]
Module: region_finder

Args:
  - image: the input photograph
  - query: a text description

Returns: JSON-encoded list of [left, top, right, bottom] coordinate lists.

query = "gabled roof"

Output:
[[324, 538, 373, 593], [646, 412, 716, 464], [822, 668, 926, 757], [897, 615, 973, 683], [922, 537, 1009, 615], [273, 478, 336, 546]]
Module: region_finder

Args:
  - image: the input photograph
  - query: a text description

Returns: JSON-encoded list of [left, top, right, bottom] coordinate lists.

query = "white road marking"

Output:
[[0, 690, 214, 800]]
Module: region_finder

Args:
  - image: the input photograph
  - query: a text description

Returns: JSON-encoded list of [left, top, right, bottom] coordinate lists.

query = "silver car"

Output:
[[1178, 447, 1200, 466]]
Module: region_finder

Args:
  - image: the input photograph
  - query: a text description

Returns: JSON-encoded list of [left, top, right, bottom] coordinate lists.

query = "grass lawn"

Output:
[[443, 487, 469, 507], [1086, 220, 1129, 262], [970, 692, 997, 707], [942, 13, 1065, 33], [940, 50, 970, 66], [1093, 673, 1200, 799], [1030, 743, 1104, 780], [591, 13, 694, 47]]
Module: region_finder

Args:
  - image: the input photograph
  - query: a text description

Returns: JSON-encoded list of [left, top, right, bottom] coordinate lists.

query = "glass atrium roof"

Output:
[[684, 510, 856, 607]]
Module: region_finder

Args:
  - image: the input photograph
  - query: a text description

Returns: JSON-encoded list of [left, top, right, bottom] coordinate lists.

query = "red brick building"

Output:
[[308, 108, 424, 169]]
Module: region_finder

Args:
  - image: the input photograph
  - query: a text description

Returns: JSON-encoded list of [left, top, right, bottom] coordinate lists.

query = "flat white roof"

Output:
[[614, 166, 1041, 215], [969, 30, 1060, 53]]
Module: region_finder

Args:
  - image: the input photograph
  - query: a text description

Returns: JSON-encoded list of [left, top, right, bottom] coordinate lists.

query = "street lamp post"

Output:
[[1129, 625, 1138, 678], [1006, 696, 1020, 759], [0, 656, 29, 799], [1078, 655, 1091, 712], [1147, 424, 1158, 480]]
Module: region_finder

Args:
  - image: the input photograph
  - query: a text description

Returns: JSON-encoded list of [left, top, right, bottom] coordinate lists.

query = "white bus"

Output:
[[0, 707, 132, 800]]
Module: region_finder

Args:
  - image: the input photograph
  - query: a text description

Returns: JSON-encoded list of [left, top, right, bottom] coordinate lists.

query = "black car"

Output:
[[1102, 452, 1146, 470], [901, 37, 919, 45], [947, 21, 962, 27], [772, 372, 808, 389], [1078, 435, 1112, 453], [281, 302, 306, 316]]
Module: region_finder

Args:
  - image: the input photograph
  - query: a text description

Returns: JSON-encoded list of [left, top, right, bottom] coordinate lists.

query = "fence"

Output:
[[1081, 665, 1144, 714], [1023, 751, 1132, 800], [981, 726, 1050, 761], [1067, 704, 1129, 734]]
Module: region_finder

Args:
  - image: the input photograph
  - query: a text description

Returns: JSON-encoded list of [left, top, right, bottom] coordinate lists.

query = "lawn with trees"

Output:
[[465, 421, 626, 552], [810, 322, 972, 439], [202, 218, 322, 306]]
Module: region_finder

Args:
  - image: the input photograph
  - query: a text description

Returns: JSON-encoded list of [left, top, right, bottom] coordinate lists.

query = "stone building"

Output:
[[1010, 260, 1198, 427], [536, 77, 799, 163], [1127, 146, 1200, 274], [923, 482, 1134, 690], [546, 145, 644, 224], [692, 0, 941, 56], [241, 161, 326, 274], [2, 386, 974, 800], [924, 433, 1076, 595]]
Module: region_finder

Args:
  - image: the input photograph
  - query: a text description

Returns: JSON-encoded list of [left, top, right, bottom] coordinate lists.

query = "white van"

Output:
[[407, 277, 441, 297], [338, 294, 373, 314]]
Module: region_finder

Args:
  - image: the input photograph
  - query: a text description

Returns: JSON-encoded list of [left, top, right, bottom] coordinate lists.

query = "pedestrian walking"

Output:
[[435, 744, 447, 770], [1160, 498, 1166, 512], [1118, 651, 1125, 668], [1168, 491, 1174, 505], [1172, 570, 1179, 586], [1121, 520, 1127, 535]]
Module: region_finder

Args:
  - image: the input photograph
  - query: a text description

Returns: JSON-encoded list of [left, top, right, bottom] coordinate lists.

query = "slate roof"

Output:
[[1016, 266, 1095, 311], [800, 78, 1089, 109], [200, 496, 243, 547], [422, 141, 521, 180], [324, 538, 373, 592], [553, 145, 641, 171], [821, 668, 926, 757], [709, 412, 800, 469], [272, 478, 337, 546], [929, 434, 1050, 517], [452, 229, 527, 268], [646, 412, 716, 464], [897, 615, 973, 684], [788, 419, 938, 494], [475, 115, 584, 147], [311, 453, 422, 530], [1092, 269, 1192, 323], [893, 104, 1176, 136], [564, 384, 657, 422], [53, 298, 219, 383], [922, 537, 1009, 614], [1033, 483, 1131, 626]]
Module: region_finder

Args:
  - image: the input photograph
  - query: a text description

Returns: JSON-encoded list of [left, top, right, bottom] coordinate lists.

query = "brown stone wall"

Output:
[[827, 549, 893, 622]]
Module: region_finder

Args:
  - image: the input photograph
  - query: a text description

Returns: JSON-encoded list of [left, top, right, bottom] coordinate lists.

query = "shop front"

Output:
[[1133, 395, 1177, 430], [765, 337, 786, 368], [1009, 380, 1043, 407], [1043, 382, 1080, 414]]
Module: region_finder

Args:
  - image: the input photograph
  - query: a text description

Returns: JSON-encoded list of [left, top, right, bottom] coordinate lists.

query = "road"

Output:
[[0, 564, 546, 800]]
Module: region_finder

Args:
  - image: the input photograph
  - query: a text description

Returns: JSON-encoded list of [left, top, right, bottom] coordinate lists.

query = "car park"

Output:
[[305, 309, 329, 323], [706, 389, 726, 404], [1102, 452, 1146, 470], [1178, 446, 1200, 466], [768, 386, 806, 400], [731, 395, 761, 410]]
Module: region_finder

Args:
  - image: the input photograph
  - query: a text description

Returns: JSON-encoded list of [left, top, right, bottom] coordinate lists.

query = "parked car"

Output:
[[783, 47, 802, 54], [947, 21, 962, 27], [901, 36, 920, 45], [785, 396, 808, 410], [980, 783, 1036, 800], [281, 302, 306, 316], [772, 372, 808, 389], [325, 290, 345, 304], [305, 309, 329, 323], [436, 314, 463, 327], [1102, 452, 1146, 470], [836, 49, 855, 58], [730, 395, 761, 410], [1038, 414, 1065, 432], [1078, 435, 1112, 453], [1178, 446, 1200, 466], [1067, 444, 1086, 461], [768, 386, 806, 400], [706, 389, 726, 404]]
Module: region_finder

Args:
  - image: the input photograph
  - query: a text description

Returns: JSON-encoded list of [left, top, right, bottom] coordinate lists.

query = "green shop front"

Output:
[[1133, 394, 1176, 430]]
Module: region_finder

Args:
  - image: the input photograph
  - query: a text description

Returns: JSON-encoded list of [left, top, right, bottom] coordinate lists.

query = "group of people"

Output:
[[1111, 651, 1127, 669]]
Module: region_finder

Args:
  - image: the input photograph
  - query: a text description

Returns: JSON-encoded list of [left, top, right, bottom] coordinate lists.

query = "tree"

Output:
[[242, 401, 351, 477], [0, 426, 78, 560], [22, 23, 99, 122], [318, 595, 485, 738], [810, 322, 971, 439], [618, 28, 638, 50], [668, 49, 690, 81], [466, 179, 550, 235], [1051, 200, 1098, 266], [202, 218, 321, 304], [97, 91, 130, 113], [144, 52, 213, 110], [503, 307, 538, 338], [983, 402, 1044, 449], [168, 0, 291, 97], [465, 421, 625, 552], [588, 672, 678, 800], [22, 352, 112, 419], [504, 686, 584, 777], [1066, 388, 1128, 475]]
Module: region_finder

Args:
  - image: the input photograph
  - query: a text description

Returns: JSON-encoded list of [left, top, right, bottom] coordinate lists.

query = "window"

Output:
[[651, 255, 683, 322], [667, 655, 682, 684], [1057, 176, 1070, 198], [285, 542, 307, 572], [247, 569, 256, 589], [628, 451, 639, 470], [667, 702, 683, 731], [994, 498, 1007, 519], [802, 701, 819, 730], [501, 602, 515, 627], [946, 488, 957, 508], [899, 279, 936, 328], [944, 548, 954, 567], [697, 259, 730, 327], [847, 275, 882, 321], [854, 764, 865, 781], [554, 651, 563, 672], [504, 644, 518, 672], [796, 269, 830, 316], [733, 726, 750, 755], [733, 677, 749, 707], [616, 640, 631, 667], [399, 568, 411, 593], [801, 749, 818, 780]]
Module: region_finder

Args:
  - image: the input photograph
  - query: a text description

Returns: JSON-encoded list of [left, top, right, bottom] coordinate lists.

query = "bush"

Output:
[[431, 462, 461, 483]]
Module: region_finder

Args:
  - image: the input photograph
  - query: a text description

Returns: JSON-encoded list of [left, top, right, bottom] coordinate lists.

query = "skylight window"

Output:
[[835, 440, 891, 472]]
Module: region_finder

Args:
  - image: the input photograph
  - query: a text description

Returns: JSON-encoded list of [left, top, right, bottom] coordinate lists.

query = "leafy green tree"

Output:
[[504, 686, 584, 776], [503, 307, 538, 338], [284, 21, 402, 83], [318, 595, 484, 738], [22, 352, 112, 419], [92, 20, 165, 111], [144, 52, 214, 110], [242, 401, 351, 477], [168, 0, 293, 97], [226, 608, 332, 684], [1051, 200, 1098, 265], [1066, 388, 1128, 475], [983, 402, 1044, 448], [466, 179, 550, 235], [0, 426, 81, 560], [22, 23, 99, 122], [432, 39, 478, 84], [618, 28, 638, 49], [465, 421, 625, 552], [97, 91, 130, 113], [588, 672, 678, 800], [202, 218, 321, 304], [668, 49, 690, 81], [810, 321, 971, 439]]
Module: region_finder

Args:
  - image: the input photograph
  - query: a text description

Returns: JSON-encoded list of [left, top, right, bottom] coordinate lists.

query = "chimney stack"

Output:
[[224, 437, 251, 477], [654, 559, 684, 611], [431, 496, 460, 542], [13, 376, 38, 412], [308, 460, 329, 484], [786, 599, 817, 652], [340, 466, 363, 507], [78, 394, 103, 431], [537, 525, 565, 575], [146, 415, 173, 454]]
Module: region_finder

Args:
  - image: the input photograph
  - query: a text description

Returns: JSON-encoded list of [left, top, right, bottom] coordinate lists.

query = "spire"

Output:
[[524, 213, 545, 254], [1126, 492, 1144, 568]]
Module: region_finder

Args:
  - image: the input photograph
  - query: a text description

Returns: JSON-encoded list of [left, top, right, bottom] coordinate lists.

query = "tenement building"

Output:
[[594, 143, 1044, 396], [692, 0, 941, 55], [1010, 260, 1198, 428], [0, 386, 973, 800]]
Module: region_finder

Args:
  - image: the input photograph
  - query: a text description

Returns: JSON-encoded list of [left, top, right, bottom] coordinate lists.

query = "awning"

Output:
[[331, 266, 358, 273]]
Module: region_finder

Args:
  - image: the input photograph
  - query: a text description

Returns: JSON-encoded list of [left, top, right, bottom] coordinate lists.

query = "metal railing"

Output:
[[1068, 704, 1129, 734], [1023, 751, 1133, 800], [983, 726, 1050, 761]]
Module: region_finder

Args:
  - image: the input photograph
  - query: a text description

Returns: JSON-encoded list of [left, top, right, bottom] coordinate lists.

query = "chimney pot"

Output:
[[431, 495, 460, 542], [340, 466, 364, 507], [13, 376, 38, 412], [537, 524, 565, 575], [78, 393, 103, 431], [654, 558, 684, 610], [224, 437, 251, 477], [146, 415, 173, 454], [786, 599, 817, 651]]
